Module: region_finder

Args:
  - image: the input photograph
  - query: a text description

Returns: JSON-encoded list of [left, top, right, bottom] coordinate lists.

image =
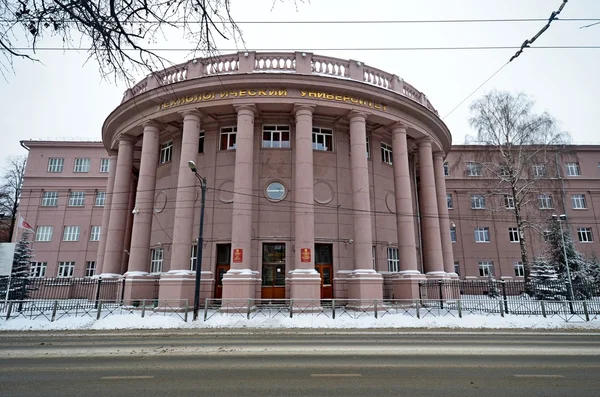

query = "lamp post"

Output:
[[552, 214, 574, 303], [188, 160, 207, 321]]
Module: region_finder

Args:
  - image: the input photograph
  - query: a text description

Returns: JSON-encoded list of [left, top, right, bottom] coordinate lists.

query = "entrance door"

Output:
[[261, 243, 286, 300], [214, 244, 231, 299], [315, 244, 333, 299]]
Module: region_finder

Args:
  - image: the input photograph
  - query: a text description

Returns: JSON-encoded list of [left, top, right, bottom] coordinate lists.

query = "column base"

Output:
[[346, 269, 383, 308], [95, 273, 122, 279], [426, 271, 450, 279], [392, 272, 426, 300], [221, 269, 260, 310], [287, 269, 321, 311], [447, 272, 460, 280], [122, 272, 157, 304], [158, 270, 214, 308]]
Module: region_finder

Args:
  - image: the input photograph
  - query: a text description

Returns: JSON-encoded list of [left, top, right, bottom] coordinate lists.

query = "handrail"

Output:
[[123, 51, 438, 114]]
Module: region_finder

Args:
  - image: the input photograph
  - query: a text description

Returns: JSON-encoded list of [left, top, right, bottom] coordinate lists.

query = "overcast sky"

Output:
[[1, 0, 599, 164]]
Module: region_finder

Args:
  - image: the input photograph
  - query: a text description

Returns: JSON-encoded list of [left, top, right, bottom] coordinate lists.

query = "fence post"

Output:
[[96, 300, 103, 320], [499, 300, 504, 317], [438, 280, 444, 310], [374, 300, 378, 319], [141, 299, 146, 318], [415, 299, 420, 319], [457, 299, 462, 318], [418, 281, 423, 301], [247, 299, 251, 319], [289, 299, 293, 318], [583, 300, 590, 322], [6, 301, 12, 320], [120, 277, 126, 304], [94, 277, 102, 309], [541, 300, 547, 318], [184, 299, 188, 322], [51, 300, 58, 322], [501, 281, 509, 314], [332, 299, 336, 319], [203, 298, 209, 322]]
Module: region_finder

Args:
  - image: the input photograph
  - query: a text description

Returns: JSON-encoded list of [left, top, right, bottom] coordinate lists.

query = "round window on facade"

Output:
[[265, 181, 286, 201]]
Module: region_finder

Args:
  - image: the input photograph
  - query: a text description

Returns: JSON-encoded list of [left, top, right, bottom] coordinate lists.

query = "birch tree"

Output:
[[467, 90, 569, 284], [0, 156, 26, 242]]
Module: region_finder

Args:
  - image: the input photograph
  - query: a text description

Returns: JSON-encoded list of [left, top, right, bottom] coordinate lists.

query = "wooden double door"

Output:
[[214, 244, 230, 299], [314, 244, 333, 300]]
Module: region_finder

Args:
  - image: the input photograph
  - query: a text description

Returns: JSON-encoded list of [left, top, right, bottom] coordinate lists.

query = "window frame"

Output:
[[381, 142, 393, 165], [577, 227, 594, 243], [198, 131, 205, 154], [572, 194, 587, 209], [312, 127, 334, 152], [478, 261, 494, 277], [85, 261, 96, 277], [444, 162, 449, 176], [30, 262, 47, 278], [159, 141, 173, 164], [99, 158, 110, 173], [446, 194, 453, 209], [466, 161, 482, 177], [68, 191, 86, 207], [387, 247, 399, 272], [47, 158, 64, 173], [533, 164, 547, 177], [219, 126, 238, 151], [41, 191, 58, 207], [470, 194, 486, 210], [73, 158, 91, 173], [90, 225, 101, 241], [262, 125, 291, 149], [514, 261, 524, 277], [474, 227, 490, 243], [35, 226, 53, 242], [450, 225, 457, 242], [504, 195, 515, 210], [150, 247, 164, 273], [95, 191, 106, 207], [565, 162, 581, 177], [508, 227, 520, 243], [57, 261, 75, 278], [63, 226, 81, 242], [190, 244, 198, 271], [537, 194, 553, 210]]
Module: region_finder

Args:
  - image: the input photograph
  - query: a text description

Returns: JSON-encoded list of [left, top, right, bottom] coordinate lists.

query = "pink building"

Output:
[[16, 52, 600, 304]]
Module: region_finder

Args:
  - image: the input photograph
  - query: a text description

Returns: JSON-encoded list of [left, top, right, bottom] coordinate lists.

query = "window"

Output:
[[220, 127, 237, 150], [454, 261, 460, 276], [74, 158, 91, 173], [190, 245, 198, 271], [450, 226, 457, 242], [504, 195, 515, 209], [387, 247, 399, 272], [160, 141, 173, 164], [85, 261, 96, 277], [69, 191, 85, 206], [509, 227, 520, 243], [95, 191, 106, 207], [577, 227, 593, 243], [35, 226, 53, 242], [381, 142, 393, 165], [566, 162, 581, 176], [474, 227, 490, 243], [63, 226, 80, 241], [446, 194, 453, 209], [99, 158, 110, 173], [366, 137, 371, 159], [444, 162, 449, 176], [572, 194, 587, 209], [514, 262, 524, 277], [500, 164, 511, 177], [41, 191, 58, 206], [312, 127, 333, 151], [90, 226, 101, 241], [30, 262, 47, 278], [542, 229, 551, 242], [537, 194, 553, 209], [47, 158, 64, 173], [57, 262, 75, 278], [471, 194, 486, 209], [262, 125, 290, 148], [372, 246, 376, 269], [198, 132, 205, 154], [466, 162, 482, 176], [265, 182, 286, 201], [533, 164, 546, 177], [478, 261, 494, 277], [150, 247, 164, 273]]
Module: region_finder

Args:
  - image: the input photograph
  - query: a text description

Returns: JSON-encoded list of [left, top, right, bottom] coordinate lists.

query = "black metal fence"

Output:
[[0, 276, 160, 303], [419, 279, 600, 301]]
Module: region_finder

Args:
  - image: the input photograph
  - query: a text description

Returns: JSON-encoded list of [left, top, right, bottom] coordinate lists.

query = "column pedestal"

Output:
[[287, 269, 321, 311], [221, 269, 260, 310], [346, 270, 383, 308], [392, 271, 426, 300], [122, 272, 157, 304], [158, 270, 214, 307]]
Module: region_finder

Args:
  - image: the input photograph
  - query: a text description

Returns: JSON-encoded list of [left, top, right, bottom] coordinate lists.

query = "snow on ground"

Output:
[[1, 312, 600, 332]]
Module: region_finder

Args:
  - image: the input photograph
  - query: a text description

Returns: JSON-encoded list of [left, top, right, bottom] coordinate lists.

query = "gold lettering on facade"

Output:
[[248, 89, 257, 96], [300, 91, 307, 97], [258, 90, 267, 96]]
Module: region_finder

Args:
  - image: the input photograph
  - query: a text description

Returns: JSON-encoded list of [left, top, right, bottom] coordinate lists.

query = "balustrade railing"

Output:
[[122, 52, 438, 114]]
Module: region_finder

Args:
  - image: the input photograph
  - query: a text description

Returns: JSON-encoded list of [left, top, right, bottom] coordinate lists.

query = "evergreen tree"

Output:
[[10, 231, 34, 300], [486, 275, 500, 298], [529, 256, 566, 300], [545, 221, 593, 299]]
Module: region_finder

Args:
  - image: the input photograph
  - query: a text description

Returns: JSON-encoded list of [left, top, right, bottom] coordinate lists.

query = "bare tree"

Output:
[[0, 156, 26, 242], [467, 90, 569, 285], [0, 0, 302, 82]]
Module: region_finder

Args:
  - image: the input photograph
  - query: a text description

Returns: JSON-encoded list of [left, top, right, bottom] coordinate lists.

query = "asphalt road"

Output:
[[0, 330, 599, 397]]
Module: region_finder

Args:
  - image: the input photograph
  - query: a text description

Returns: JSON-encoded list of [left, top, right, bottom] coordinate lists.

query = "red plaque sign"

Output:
[[233, 248, 243, 263], [300, 248, 311, 263]]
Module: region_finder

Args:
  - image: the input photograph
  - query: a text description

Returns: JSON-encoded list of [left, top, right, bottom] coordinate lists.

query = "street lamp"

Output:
[[188, 160, 207, 321], [551, 214, 574, 302]]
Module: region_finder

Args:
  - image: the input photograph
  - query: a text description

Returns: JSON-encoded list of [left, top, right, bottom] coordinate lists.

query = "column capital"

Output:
[[141, 119, 160, 129], [388, 122, 409, 134], [293, 103, 315, 116], [178, 109, 203, 121], [416, 136, 434, 147], [117, 134, 137, 145], [107, 150, 118, 158], [433, 151, 445, 160], [233, 104, 257, 116], [347, 110, 369, 122]]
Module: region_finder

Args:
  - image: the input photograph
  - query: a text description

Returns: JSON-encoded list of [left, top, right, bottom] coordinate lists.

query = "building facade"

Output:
[[16, 52, 600, 304]]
